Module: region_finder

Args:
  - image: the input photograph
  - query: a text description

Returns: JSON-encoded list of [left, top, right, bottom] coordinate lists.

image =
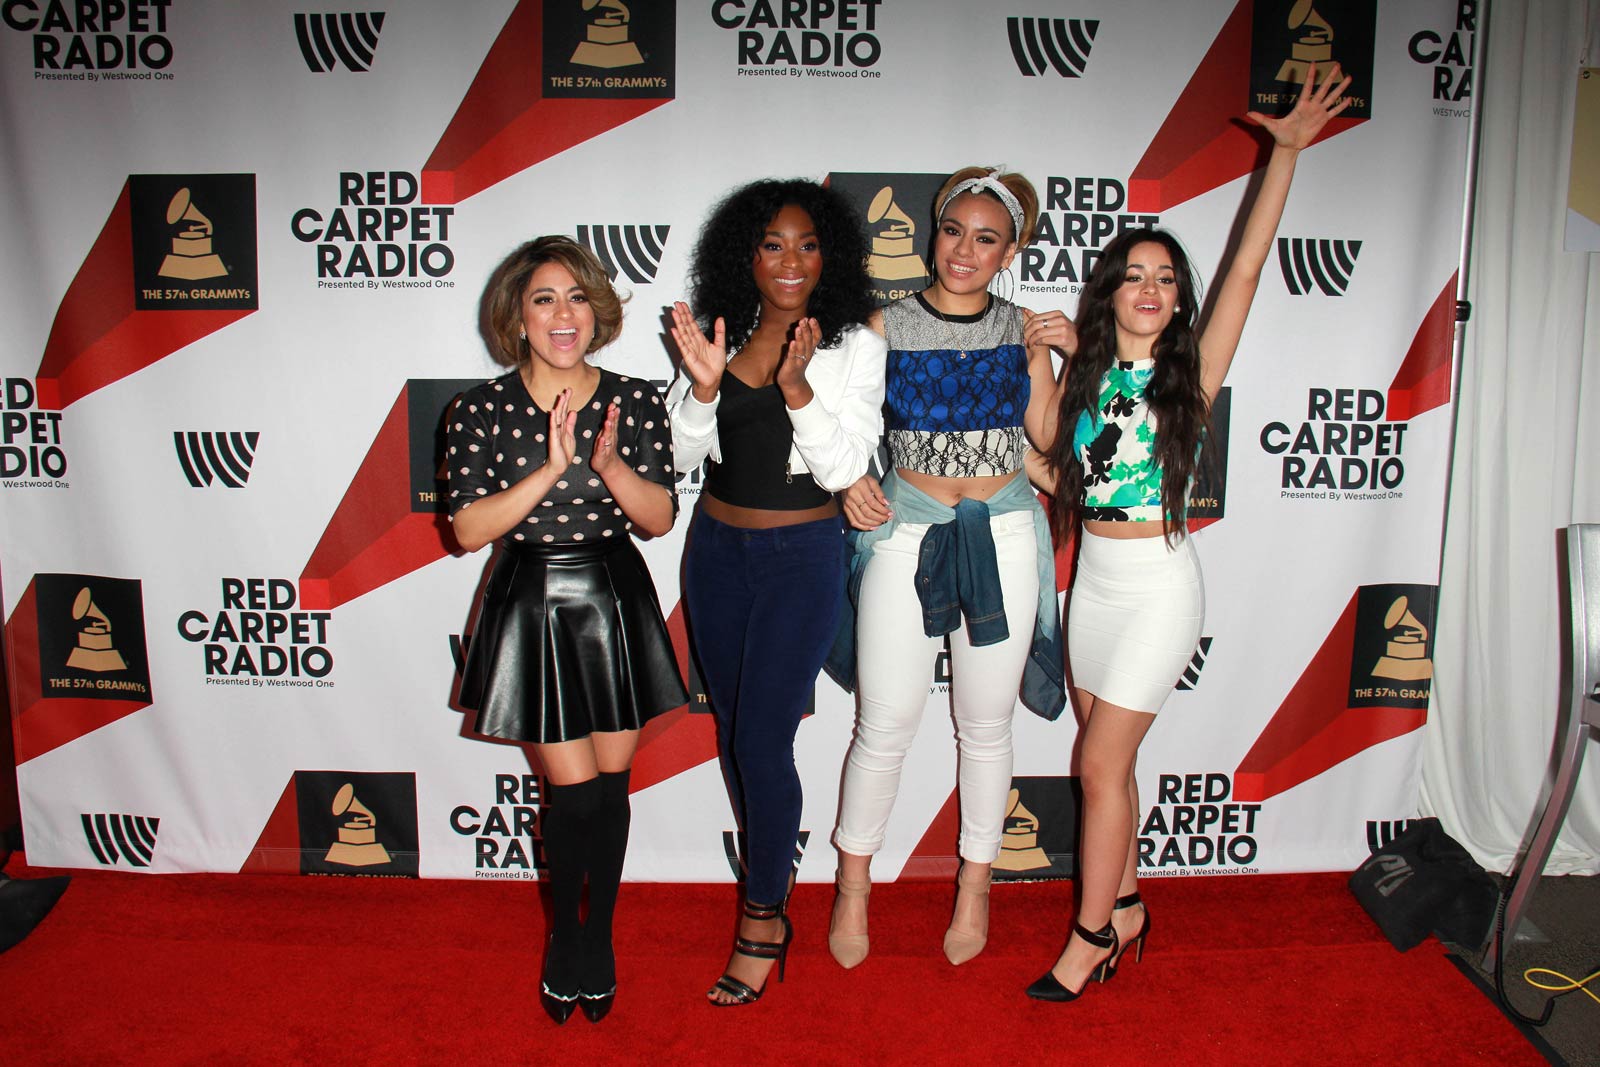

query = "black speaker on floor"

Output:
[[0, 871, 70, 954], [1348, 818, 1498, 953], [0, 829, 71, 955]]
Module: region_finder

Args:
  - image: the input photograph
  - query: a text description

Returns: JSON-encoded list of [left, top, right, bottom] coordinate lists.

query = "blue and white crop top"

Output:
[[1073, 358, 1165, 522], [881, 293, 1029, 478]]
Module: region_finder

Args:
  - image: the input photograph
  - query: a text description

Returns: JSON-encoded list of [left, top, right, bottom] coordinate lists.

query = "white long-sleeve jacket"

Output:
[[665, 324, 887, 493]]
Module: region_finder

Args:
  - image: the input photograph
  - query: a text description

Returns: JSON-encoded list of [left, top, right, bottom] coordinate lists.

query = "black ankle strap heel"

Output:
[[1105, 891, 1150, 981], [1025, 920, 1119, 1002]]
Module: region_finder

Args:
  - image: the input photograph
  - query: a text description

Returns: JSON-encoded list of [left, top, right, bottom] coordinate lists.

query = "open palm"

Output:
[[670, 300, 726, 398], [1247, 62, 1354, 150]]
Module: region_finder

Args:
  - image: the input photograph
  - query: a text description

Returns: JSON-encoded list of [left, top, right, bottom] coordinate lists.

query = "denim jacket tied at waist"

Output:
[[823, 470, 1066, 721]]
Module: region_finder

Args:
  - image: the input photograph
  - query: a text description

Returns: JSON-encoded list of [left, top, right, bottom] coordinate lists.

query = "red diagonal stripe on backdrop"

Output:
[[239, 776, 302, 875], [4, 580, 153, 764], [420, 0, 670, 204], [34, 182, 253, 409], [1233, 593, 1426, 803], [903, 787, 961, 882], [299, 383, 459, 611], [1385, 274, 1457, 422], [1126, 0, 1361, 214], [628, 601, 716, 791]]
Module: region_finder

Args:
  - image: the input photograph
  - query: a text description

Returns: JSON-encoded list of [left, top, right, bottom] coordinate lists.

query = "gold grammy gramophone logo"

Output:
[[34, 572, 152, 701], [1349, 583, 1438, 709], [992, 777, 1079, 880], [865, 185, 929, 287], [324, 782, 392, 867], [158, 188, 229, 281], [294, 770, 419, 877], [1275, 0, 1337, 84], [570, 0, 643, 68], [1249, 0, 1373, 119], [994, 788, 1050, 873], [543, 0, 675, 99], [131, 174, 259, 311], [825, 172, 947, 306], [1370, 596, 1433, 682], [66, 586, 128, 672]]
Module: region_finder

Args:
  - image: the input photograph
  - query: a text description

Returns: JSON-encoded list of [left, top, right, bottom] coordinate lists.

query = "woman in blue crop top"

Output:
[[827, 167, 1078, 969], [666, 180, 885, 1006], [1026, 65, 1354, 1003]]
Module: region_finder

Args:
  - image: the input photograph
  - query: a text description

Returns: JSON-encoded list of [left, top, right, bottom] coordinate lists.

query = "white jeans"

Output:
[[834, 510, 1039, 863]]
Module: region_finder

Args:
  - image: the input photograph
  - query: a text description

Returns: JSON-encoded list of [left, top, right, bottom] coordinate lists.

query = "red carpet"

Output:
[[0, 862, 1544, 1066]]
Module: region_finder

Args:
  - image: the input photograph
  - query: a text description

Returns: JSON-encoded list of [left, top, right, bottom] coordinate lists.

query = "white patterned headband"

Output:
[[938, 172, 1025, 241]]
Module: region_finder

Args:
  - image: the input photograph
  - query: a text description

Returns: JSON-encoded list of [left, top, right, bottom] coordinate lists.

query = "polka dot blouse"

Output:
[[447, 368, 677, 545]]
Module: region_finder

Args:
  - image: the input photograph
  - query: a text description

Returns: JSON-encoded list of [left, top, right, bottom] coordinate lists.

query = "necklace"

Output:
[[923, 291, 988, 361]]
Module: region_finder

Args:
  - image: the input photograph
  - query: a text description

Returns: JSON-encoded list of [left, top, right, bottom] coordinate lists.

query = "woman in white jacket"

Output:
[[667, 178, 885, 1006]]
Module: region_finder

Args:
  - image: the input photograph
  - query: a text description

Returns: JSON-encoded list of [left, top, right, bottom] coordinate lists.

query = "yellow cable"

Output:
[[1523, 966, 1600, 1006]]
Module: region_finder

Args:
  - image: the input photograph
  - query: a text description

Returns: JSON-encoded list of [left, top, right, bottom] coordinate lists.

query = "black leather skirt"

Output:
[[459, 539, 687, 744]]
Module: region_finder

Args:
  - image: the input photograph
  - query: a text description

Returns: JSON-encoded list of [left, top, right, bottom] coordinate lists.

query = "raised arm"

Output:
[[1199, 62, 1352, 400], [665, 301, 728, 469]]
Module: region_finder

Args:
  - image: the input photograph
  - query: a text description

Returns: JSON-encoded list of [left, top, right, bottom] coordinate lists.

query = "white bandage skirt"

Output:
[[1067, 530, 1204, 714]]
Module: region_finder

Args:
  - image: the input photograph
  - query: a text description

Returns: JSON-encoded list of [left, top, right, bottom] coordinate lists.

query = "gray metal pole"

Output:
[[1441, 0, 1490, 535]]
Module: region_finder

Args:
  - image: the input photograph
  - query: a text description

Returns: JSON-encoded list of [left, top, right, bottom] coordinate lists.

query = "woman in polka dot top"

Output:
[[448, 236, 687, 1026]]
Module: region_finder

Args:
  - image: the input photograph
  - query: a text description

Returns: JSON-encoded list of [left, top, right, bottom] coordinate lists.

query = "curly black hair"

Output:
[[1047, 228, 1212, 545], [687, 179, 874, 351]]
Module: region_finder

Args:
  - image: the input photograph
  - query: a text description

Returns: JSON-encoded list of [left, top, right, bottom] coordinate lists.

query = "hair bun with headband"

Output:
[[938, 170, 1025, 240]]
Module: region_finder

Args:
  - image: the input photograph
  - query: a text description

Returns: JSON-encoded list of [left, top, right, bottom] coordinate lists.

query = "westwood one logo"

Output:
[[1006, 17, 1097, 78], [294, 11, 385, 72], [575, 224, 670, 285]]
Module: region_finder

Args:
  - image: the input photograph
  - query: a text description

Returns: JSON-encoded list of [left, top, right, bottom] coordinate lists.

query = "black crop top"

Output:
[[702, 373, 832, 510], [447, 368, 677, 545]]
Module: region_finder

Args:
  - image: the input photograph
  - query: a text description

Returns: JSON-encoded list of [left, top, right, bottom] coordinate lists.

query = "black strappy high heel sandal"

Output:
[[1104, 891, 1150, 981], [1025, 920, 1119, 1002], [707, 899, 793, 1007]]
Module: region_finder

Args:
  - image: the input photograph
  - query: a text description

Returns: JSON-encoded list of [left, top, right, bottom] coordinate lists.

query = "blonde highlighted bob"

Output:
[[483, 236, 625, 368]]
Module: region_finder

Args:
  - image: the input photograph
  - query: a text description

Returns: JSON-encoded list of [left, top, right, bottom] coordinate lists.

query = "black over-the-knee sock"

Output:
[[580, 769, 632, 989], [540, 777, 601, 986]]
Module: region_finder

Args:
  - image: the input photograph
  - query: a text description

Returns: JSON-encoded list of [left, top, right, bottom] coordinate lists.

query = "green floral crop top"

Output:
[[1072, 358, 1166, 522]]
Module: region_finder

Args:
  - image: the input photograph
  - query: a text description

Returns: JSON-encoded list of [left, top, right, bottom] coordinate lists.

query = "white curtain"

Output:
[[1420, 0, 1600, 874]]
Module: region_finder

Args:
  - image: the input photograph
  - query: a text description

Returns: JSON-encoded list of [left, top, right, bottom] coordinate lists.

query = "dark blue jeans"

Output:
[[684, 510, 845, 906]]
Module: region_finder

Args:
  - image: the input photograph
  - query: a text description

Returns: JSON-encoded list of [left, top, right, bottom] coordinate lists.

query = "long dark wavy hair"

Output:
[[687, 179, 874, 351], [1048, 228, 1211, 545]]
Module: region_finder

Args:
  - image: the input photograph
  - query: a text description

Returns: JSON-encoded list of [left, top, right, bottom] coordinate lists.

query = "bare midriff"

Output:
[[895, 468, 1016, 506], [1083, 518, 1169, 540], [700, 494, 839, 529]]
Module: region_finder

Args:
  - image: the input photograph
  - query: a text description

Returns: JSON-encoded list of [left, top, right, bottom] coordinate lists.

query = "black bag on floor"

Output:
[[1348, 818, 1498, 952]]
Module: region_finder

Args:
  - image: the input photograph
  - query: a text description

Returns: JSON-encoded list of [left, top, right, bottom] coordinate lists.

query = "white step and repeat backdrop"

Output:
[[1, 0, 1477, 882]]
